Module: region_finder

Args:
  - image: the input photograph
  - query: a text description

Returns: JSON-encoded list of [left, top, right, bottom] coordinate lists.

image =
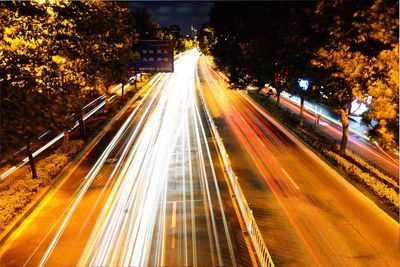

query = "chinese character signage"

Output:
[[132, 40, 174, 72]]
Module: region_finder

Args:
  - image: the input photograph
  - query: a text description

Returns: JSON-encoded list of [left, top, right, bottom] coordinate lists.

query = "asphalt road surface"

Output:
[[198, 55, 399, 267], [276, 94, 399, 178], [0, 50, 251, 267]]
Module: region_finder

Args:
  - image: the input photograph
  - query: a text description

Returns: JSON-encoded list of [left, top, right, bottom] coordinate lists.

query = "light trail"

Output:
[[35, 72, 166, 267], [0, 66, 165, 180], [79, 52, 197, 266], [281, 95, 398, 161], [22, 50, 240, 266], [241, 91, 399, 171], [193, 93, 236, 266], [0, 95, 112, 180], [198, 55, 400, 266], [0, 71, 170, 181], [0, 96, 105, 166]]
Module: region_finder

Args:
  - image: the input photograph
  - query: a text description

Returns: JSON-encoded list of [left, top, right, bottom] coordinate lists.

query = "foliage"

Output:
[[358, 0, 399, 149], [208, 2, 250, 87], [252, 91, 398, 211], [177, 36, 194, 52], [0, 152, 68, 230], [207, 0, 398, 152], [0, 138, 84, 230], [198, 24, 216, 55], [345, 151, 398, 188], [134, 7, 159, 40], [158, 25, 193, 54], [0, 1, 72, 147], [208, 2, 317, 93], [311, 0, 399, 152], [55, 139, 85, 157], [324, 150, 399, 209], [0, 0, 139, 172]]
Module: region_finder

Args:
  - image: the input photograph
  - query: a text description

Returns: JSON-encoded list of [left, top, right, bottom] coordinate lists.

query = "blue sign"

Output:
[[132, 40, 174, 72]]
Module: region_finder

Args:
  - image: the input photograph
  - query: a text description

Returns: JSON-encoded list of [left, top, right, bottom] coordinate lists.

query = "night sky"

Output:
[[128, 1, 214, 34]]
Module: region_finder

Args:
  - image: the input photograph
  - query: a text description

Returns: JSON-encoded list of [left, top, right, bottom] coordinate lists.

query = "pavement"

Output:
[[0, 50, 252, 267], [198, 55, 400, 266]]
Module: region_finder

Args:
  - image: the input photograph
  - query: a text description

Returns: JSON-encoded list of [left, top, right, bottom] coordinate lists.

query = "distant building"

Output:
[[190, 26, 198, 40]]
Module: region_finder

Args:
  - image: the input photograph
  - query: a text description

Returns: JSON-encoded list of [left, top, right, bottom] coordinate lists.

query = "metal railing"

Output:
[[196, 72, 275, 267]]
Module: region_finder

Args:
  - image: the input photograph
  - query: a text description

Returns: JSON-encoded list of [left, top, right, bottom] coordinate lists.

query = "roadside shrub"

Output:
[[55, 139, 85, 158], [0, 177, 39, 230], [33, 153, 68, 184], [0, 153, 69, 231], [66, 140, 84, 157], [345, 151, 398, 188], [252, 92, 399, 211], [325, 150, 399, 209]]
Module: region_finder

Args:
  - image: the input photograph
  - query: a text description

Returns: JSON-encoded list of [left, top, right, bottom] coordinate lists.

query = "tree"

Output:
[[208, 2, 257, 87], [55, 1, 137, 137], [353, 0, 399, 149], [312, 0, 398, 153], [207, 0, 398, 153], [0, 1, 78, 177], [275, 2, 318, 126], [312, 44, 368, 154], [84, 2, 138, 103], [364, 44, 399, 149], [208, 2, 316, 100], [0, 0, 139, 177], [311, 1, 374, 154], [198, 24, 216, 55], [135, 7, 159, 39]]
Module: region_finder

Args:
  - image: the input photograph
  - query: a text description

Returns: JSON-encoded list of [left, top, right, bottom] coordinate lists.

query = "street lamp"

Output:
[[297, 78, 310, 127], [298, 78, 310, 91]]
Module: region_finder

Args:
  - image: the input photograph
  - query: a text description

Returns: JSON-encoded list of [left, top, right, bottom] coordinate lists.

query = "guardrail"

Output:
[[195, 71, 275, 267]]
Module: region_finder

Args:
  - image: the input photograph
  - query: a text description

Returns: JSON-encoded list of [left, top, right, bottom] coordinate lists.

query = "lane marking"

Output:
[[281, 168, 300, 190], [171, 236, 175, 249], [171, 201, 177, 228]]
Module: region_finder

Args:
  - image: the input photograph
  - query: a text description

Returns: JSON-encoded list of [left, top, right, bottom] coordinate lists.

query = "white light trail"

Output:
[[36, 51, 237, 266], [79, 52, 200, 267], [36, 72, 165, 267], [0, 72, 165, 181]]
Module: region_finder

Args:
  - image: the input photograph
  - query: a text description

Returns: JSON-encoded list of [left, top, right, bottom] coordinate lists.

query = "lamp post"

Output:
[[298, 78, 310, 127], [298, 78, 309, 91]]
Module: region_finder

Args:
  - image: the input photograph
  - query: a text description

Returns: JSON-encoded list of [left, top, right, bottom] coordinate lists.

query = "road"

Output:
[[0, 50, 251, 266], [198, 55, 399, 266], [273, 92, 399, 178], [0, 80, 130, 180]]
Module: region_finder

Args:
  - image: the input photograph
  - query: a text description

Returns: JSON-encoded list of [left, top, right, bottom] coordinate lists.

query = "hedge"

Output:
[[0, 140, 83, 231]]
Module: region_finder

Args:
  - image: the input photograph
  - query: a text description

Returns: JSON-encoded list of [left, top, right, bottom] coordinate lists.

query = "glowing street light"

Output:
[[298, 78, 310, 91]]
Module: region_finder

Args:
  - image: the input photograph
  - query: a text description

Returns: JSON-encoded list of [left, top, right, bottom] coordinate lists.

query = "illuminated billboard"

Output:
[[132, 40, 174, 72]]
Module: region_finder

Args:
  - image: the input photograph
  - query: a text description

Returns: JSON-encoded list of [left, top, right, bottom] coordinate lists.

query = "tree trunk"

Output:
[[121, 83, 124, 103], [299, 95, 305, 127], [63, 130, 69, 153], [276, 92, 281, 105], [339, 108, 349, 155], [26, 142, 37, 179], [77, 110, 86, 140]]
